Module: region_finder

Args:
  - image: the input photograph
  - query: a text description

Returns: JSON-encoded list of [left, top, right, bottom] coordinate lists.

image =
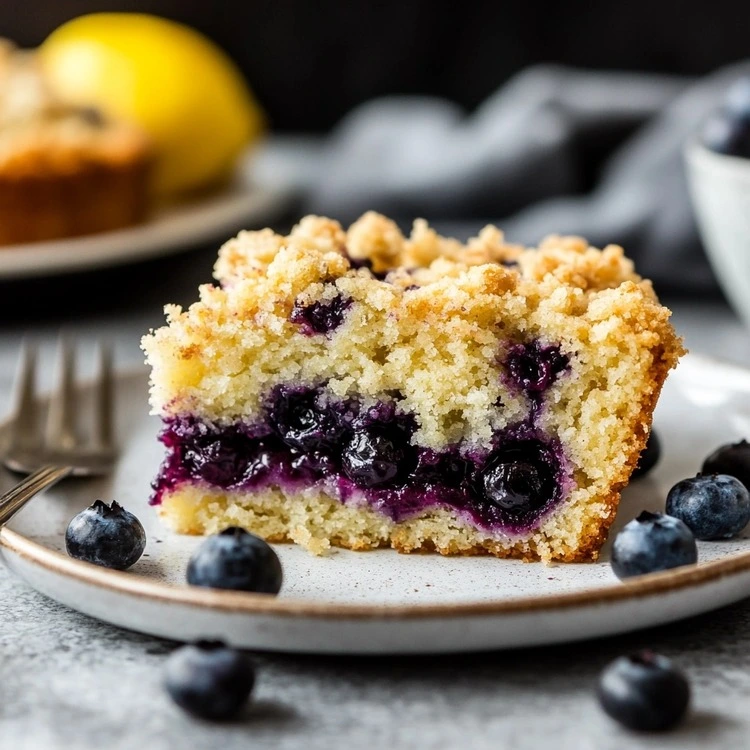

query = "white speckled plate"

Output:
[[2, 352, 750, 654], [0, 149, 290, 280]]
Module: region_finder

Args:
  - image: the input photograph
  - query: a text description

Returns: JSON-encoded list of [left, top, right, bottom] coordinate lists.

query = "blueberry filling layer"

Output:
[[152, 385, 571, 534], [504, 341, 569, 395], [290, 291, 352, 336]]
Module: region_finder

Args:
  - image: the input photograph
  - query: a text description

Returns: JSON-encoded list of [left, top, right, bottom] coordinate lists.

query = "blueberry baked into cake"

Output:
[[143, 213, 684, 562]]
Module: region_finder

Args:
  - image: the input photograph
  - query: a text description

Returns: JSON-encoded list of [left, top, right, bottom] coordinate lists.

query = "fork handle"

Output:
[[0, 465, 73, 526]]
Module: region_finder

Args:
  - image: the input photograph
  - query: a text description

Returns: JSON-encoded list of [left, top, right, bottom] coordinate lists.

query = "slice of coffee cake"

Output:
[[142, 212, 684, 562]]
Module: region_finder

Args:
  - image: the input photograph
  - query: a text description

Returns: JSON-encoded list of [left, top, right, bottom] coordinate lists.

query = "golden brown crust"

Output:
[[0, 157, 151, 244]]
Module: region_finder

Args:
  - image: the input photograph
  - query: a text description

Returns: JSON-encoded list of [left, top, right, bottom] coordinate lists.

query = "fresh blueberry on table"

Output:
[[597, 650, 690, 731], [666, 474, 750, 540], [702, 439, 750, 490], [610, 511, 697, 580], [164, 640, 255, 721], [65, 500, 146, 570], [631, 431, 661, 479], [187, 527, 283, 594]]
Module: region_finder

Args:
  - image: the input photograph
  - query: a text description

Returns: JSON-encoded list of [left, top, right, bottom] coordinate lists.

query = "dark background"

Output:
[[4, 0, 750, 132], [0, 0, 747, 311]]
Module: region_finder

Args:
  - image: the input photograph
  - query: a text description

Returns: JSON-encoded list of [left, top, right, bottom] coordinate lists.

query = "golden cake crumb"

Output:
[[143, 213, 685, 562]]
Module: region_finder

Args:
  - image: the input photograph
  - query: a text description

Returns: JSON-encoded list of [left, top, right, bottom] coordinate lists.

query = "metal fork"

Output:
[[0, 340, 116, 525]]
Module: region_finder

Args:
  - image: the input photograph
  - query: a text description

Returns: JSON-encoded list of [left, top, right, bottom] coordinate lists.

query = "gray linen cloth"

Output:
[[254, 63, 750, 294]]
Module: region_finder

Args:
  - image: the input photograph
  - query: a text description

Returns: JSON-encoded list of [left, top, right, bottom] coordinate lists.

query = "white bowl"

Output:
[[685, 140, 750, 325]]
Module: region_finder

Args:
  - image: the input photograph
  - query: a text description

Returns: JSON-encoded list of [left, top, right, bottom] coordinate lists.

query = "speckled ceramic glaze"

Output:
[[3, 353, 750, 654]]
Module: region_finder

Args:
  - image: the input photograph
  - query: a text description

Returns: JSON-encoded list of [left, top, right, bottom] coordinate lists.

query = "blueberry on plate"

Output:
[[631, 431, 661, 479], [65, 500, 146, 570], [187, 527, 282, 594], [666, 473, 750, 540], [702, 439, 750, 489], [610, 511, 697, 580], [597, 650, 690, 731], [164, 640, 255, 721]]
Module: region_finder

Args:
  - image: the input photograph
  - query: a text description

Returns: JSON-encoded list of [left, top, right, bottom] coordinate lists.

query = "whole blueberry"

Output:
[[187, 527, 282, 594], [342, 426, 408, 488], [702, 439, 750, 489], [65, 500, 146, 570], [597, 650, 690, 731], [632, 431, 661, 479], [268, 386, 343, 453], [479, 440, 556, 517], [482, 459, 545, 514], [164, 640, 255, 721], [610, 511, 697, 580], [666, 474, 750, 540]]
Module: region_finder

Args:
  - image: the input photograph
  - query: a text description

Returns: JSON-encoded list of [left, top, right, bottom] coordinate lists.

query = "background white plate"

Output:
[[2, 352, 750, 654], [0, 150, 291, 279]]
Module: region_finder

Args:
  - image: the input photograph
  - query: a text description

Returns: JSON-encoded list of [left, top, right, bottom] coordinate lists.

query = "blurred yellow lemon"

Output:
[[41, 13, 264, 196]]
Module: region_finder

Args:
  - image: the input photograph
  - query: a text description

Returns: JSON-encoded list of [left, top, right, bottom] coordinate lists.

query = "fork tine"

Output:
[[10, 341, 39, 448], [45, 337, 77, 450], [93, 341, 114, 449]]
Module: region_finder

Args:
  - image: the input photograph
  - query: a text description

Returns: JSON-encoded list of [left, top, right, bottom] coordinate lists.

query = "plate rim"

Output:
[[3, 524, 750, 620], [3, 351, 750, 621]]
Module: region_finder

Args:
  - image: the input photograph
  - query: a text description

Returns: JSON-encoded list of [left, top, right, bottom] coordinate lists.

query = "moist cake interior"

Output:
[[142, 213, 684, 562]]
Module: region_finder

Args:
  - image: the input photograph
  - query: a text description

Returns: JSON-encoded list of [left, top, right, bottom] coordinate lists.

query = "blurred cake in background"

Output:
[[0, 40, 152, 245], [0, 13, 265, 247]]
